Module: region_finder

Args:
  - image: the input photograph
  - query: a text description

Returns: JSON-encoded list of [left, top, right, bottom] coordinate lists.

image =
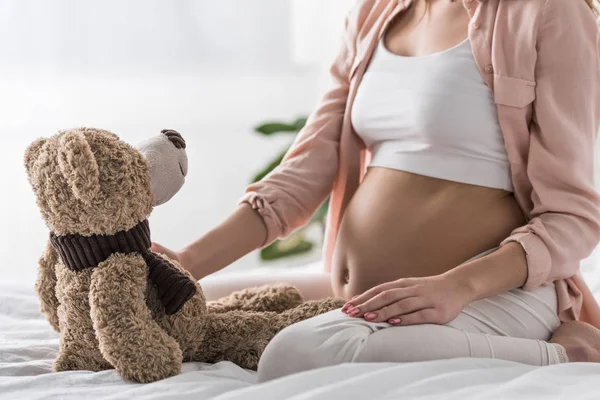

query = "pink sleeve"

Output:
[[239, 3, 366, 247], [500, 0, 600, 290]]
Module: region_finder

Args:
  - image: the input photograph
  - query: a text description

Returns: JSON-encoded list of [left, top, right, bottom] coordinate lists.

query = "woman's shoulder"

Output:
[[494, 0, 598, 49], [536, 0, 599, 27], [498, 0, 597, 27]]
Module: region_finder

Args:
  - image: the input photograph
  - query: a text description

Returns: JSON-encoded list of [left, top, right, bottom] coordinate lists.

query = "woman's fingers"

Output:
[[364, 297, 430, 323], [342, 282, 396, 313], [342, 282, 393, 316], [342, 278, 417, 313], [150, 242, 180, 263], [346, 286, 420, 318], [388, 308, 441, 326]]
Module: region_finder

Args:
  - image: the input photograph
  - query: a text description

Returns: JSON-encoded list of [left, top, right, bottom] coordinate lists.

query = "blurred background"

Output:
[[0, 0, 352, 284], [1, 0, 599, 294]]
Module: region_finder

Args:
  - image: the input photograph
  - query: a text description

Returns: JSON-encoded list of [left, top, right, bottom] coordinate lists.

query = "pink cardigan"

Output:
[[241, 0, 600, 329]]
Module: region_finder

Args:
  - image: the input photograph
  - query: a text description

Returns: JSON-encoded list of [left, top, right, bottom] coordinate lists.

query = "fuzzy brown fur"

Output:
[[35, 240, 60, 332], [25, 128, 344, 383]]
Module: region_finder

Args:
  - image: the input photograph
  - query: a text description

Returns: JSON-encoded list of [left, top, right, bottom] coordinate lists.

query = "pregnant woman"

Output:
[[154, 0, 600, 380]]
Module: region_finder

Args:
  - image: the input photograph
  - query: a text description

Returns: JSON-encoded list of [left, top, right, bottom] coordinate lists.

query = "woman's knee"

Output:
[[257, 310, 372, 382], [257, 319, 321, 382]]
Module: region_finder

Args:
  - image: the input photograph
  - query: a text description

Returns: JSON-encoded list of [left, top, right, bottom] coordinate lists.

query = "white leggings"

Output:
[[257, 282, 568, 382]]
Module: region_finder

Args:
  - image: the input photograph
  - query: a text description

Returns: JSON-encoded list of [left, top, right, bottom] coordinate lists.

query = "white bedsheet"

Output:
[[2, 282, 600, 400]]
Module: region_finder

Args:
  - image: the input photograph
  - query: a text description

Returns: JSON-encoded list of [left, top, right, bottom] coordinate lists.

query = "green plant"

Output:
[[252, 116, 330, 261]]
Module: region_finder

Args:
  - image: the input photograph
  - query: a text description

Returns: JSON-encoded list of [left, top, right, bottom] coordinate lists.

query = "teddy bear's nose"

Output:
[[161, 129, 186, 149]]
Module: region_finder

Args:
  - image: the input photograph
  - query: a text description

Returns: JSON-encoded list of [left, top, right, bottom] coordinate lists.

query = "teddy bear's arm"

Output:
[[207, 284, 304, 314], [34, 239, 60, 332], [53, 265, 113, 372], [89, 253, 183, 383]]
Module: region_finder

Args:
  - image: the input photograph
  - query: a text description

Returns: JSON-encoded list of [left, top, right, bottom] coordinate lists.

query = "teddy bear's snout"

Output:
[[135, 130, 188, 207]]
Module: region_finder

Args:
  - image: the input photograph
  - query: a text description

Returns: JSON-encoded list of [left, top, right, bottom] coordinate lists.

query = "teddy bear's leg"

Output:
[[89, 253, 183, 383], [53, 264, 112, 372], [196, 311, 274, 370], [35, 240, 60, 332], [195, 298, 345, 371], [207, 284, 304, 314]]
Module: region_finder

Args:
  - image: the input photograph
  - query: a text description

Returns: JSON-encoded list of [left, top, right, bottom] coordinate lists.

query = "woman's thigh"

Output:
[[447, 283, 560, 340], [199, 270, 334, 301], [256, 309, 471, 380], [257, 284, 561, 381]]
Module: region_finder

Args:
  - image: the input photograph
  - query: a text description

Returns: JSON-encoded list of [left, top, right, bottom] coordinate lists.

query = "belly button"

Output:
[[343, 268, 350, 285]]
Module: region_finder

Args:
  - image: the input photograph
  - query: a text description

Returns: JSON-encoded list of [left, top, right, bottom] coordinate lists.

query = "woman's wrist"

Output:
[[443, 242, 528, 303], [179, 246, 207, 280], [441, 269, 480, 306], [172, 204, 269, 281]]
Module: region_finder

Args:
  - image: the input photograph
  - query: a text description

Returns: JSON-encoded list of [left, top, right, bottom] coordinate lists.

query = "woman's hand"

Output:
[[341, 274, 475, 326], [151, 242, 182, 264]]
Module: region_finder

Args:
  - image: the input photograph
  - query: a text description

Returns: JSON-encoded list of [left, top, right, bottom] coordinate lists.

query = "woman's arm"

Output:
[[153, 204, 266, 280], [178, 204, 267, 279], [434, 0, 600, 306], [443, 242, 527, 301], [497, 0, 600, 290]]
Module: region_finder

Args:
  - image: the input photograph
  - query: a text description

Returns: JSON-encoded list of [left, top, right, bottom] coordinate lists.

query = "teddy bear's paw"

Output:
[[233, 348, 262, 371], [116, 352, 182, 383], [53, 354, 80, 372], [208, 284, 304, 314], [324, 297, 347, 309], [264, 284, 304, 311], [53, 351, 111, 373]]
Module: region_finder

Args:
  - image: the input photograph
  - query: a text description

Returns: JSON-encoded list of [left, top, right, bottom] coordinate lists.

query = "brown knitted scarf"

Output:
[[49, 219, 196, 315]]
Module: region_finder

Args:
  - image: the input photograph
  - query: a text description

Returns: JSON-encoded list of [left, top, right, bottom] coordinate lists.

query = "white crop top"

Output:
[[351, 37, 513, 192]]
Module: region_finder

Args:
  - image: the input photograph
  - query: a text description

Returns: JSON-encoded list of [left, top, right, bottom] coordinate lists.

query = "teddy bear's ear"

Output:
[[57, 131, 100, 205], [24, 137, 47, 179]]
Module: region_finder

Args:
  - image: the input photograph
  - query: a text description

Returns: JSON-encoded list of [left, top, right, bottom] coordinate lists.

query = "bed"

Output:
[[2, 271, 600, 400]]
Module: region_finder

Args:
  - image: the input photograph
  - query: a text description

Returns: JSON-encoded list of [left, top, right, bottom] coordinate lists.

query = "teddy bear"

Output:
[[24, 127, 344, 383]]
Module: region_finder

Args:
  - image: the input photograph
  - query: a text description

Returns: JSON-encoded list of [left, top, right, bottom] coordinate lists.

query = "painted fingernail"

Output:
[[348, 308, 360, 316], [389, 318, 401, 324], [364, 313, 377, 320]]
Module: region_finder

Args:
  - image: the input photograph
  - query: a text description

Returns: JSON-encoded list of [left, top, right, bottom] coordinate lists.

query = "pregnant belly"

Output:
[[330, 167, 526, 299]]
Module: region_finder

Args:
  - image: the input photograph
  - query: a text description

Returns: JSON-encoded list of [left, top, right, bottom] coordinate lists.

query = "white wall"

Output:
[[0, 0, 294, 74], [0, 0, 352, 285]]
